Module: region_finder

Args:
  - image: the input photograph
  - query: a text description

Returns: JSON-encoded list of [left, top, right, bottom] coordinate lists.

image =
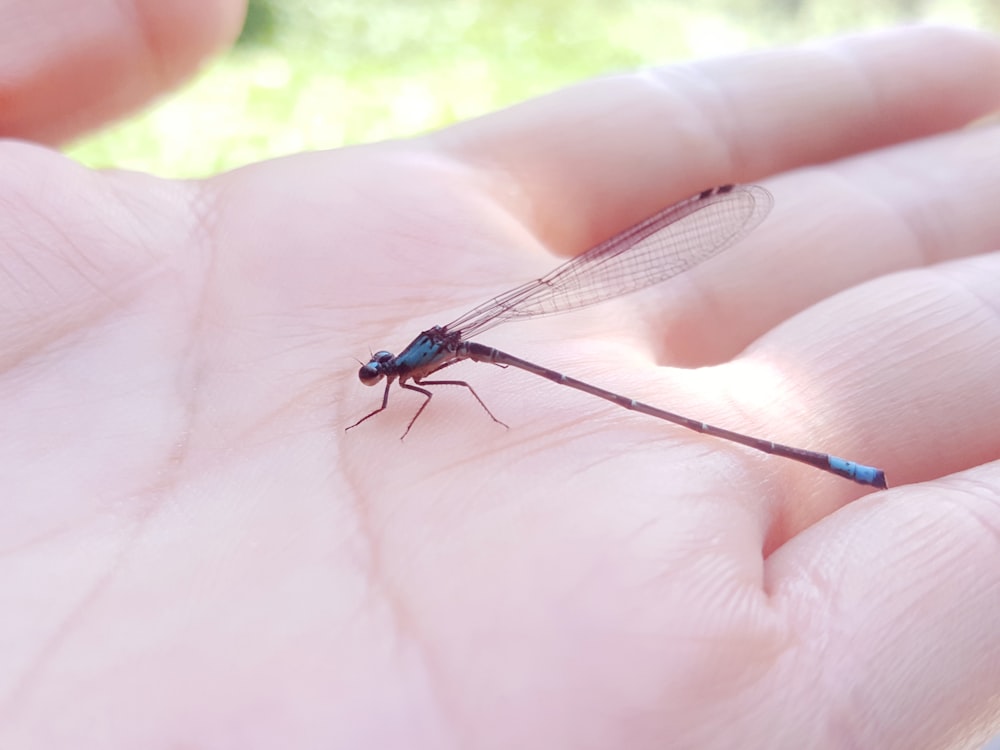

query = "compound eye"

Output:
[[358, 351, 394, 385], [358, 363, 381, 385]]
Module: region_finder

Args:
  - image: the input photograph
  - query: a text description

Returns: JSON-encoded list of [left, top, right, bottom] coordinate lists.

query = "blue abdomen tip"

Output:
[[828, 457, 888, 489]]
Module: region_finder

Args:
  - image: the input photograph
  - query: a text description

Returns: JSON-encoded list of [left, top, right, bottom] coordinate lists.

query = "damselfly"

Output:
[[348, 185, 886, 489]]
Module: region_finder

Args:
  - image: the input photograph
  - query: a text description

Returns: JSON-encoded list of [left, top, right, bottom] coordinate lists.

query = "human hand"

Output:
[[3, 2, 1000, 746]]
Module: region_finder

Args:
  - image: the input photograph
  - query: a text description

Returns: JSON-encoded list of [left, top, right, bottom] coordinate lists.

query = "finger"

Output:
[[844, 254, 1000, 489], [655, 122, 1000, 366], [703, 247, 1000, 506], [0, 0, 246, 143], [768, 464, 1000, 748], [434, 27, 1000, 255]]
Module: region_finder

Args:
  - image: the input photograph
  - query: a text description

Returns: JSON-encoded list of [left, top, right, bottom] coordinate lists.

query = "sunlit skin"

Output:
[[2, 2, 1000, 748]]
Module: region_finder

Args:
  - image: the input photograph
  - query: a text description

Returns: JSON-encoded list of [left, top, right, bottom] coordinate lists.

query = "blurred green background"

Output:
[[67, 0, 999, 178]]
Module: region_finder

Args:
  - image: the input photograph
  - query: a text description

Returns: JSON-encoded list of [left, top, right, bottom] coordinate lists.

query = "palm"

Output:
[[3, 11, 1000, 749]]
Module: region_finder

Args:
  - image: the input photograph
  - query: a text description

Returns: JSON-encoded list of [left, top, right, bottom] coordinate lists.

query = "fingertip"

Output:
[[0, 0, 247, 143], [131, 0, 247, 87]]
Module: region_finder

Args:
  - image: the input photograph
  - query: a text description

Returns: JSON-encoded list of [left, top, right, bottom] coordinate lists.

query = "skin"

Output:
[[1, 2, 999, 747]]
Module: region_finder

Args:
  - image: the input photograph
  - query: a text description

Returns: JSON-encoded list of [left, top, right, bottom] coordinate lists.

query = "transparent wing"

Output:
[[447, 184, 773, 339]]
